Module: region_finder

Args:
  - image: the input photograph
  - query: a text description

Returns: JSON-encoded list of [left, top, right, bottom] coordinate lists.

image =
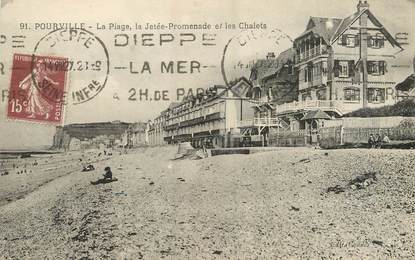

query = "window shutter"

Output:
[[355, 35, 360, 47], [379, 38, 385, 48], [334, 60, 339, 77], [338, 35, 343, 45], [341, 35, 347, 46], [348, 60, 355, 77], [379, 61, 387, 75], [367, 61, 373, 74]]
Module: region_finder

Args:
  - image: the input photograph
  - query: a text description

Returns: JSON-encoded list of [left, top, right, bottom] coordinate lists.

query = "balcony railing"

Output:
[[238, 117, 282, 128], [274, 100, 343, 115], [296, 47, 327, 63]]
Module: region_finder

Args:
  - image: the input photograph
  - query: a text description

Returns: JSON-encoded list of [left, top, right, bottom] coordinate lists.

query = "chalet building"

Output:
[[148, 78, 259, 148], [250, 50, 297, 104], [292, 0, 406, 115]]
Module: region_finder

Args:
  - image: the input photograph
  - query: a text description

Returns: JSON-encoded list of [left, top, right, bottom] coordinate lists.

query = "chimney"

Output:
[[266, 52, 275, 60], [357, 0, 369, 12]]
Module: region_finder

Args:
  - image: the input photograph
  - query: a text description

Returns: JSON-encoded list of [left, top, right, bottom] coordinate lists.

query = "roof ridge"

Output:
[[330, 18, 347, 44], [310, 16, 342, 20]]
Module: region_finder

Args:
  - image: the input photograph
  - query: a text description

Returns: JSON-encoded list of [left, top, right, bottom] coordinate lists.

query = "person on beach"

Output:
[[382, 134, 390, 144], [376, 134, 390, 149], [368, 134, 375, 148], [90, 166, 116, 185], [375, 134, 382, 149], [103, 166, 113, 180]]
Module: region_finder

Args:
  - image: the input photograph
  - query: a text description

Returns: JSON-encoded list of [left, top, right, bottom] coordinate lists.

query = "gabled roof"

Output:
[[296, 17, 343, 44], [331, 9, 403, 49], [218, 77, 253, 98], [296, 9, 403, 50], [250, 48, 295, 82]]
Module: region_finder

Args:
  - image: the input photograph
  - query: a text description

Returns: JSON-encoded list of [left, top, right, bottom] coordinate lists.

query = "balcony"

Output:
[[274, 100, 344, 116], [238, 117, 282, 128], [299, 74, 328, 91], [205, 112, 222, 122], [164, 123, 179, 131], [296, 47, 327, 64]]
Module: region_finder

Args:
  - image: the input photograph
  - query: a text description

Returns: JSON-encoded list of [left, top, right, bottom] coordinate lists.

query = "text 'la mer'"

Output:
[[125, 61, 202, 74]]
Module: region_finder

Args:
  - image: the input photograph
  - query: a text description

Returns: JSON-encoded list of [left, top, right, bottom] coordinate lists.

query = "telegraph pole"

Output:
[[358, 0, 370, 108]]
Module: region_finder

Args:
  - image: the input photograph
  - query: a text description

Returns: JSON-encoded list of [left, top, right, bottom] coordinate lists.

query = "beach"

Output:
[[0, 146, 414, 259]]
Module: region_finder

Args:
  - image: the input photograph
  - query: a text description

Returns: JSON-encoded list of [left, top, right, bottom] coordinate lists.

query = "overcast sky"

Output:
[[0, 0, 414, 149]]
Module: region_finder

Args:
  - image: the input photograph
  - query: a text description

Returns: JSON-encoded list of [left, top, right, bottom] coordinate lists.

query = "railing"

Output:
[[296, 47, 327, 63], [238, 117, 282, 128], [254, 118, 280, 125], [274, 100, 343, 115]]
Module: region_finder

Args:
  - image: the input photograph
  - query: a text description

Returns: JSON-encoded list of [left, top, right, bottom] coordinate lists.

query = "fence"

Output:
[[268, 129, 308, 147], [269, 126, 415, 148], [342, 127, 415, 143]]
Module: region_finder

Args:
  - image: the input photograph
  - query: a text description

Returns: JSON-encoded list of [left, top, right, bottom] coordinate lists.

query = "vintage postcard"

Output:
[[0, 0, 415, 259]]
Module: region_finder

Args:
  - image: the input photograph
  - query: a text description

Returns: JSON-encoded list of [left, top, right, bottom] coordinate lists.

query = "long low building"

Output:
[[148, 78, 261, 148]]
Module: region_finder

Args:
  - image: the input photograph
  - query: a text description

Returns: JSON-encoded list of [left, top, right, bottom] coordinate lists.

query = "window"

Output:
[[338, 34, 358, 47], [334, 60, 355, 78], [368, 88, 385, 103], [301, 92, 311, 101], [307, 64, 313, 82], [322, 61, 328, 76], [368, 35, 385, 49], [344, 87, 360, 102], [368, 61, 387, 75], [316, 89, 327, 100], [304, 67, 308, 82], [339, 61, 349, 78], [313, 63, 321, 76]]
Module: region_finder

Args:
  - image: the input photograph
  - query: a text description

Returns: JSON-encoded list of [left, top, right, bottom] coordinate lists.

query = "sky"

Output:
[[0, 0, 414, 149]]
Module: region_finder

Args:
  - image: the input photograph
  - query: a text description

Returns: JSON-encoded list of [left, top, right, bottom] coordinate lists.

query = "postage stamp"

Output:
[[7, 54, 67, 124]]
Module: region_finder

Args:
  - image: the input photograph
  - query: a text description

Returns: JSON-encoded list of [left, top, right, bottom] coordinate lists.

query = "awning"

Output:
[[301, 110, 331, 120]]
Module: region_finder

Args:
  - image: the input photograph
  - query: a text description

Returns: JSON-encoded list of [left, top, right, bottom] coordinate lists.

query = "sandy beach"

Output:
[[0, 146, 414, 259]]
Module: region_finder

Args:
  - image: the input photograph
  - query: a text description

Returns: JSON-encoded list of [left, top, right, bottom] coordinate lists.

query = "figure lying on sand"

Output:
[[82, 164, 95, 172], [90, 166, 118, 185]]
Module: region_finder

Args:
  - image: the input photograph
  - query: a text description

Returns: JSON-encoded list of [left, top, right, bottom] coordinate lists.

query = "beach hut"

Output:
[[301, 110, 331, 144]]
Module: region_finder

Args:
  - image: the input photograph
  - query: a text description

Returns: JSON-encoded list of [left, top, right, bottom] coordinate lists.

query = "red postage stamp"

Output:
[[7, 54, 67, 124]]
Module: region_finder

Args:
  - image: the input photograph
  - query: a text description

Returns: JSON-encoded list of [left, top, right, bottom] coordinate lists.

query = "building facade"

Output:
[[148, 78, 259, 148], [147, 0, 412, 147], [293, 1, 408, 115]]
